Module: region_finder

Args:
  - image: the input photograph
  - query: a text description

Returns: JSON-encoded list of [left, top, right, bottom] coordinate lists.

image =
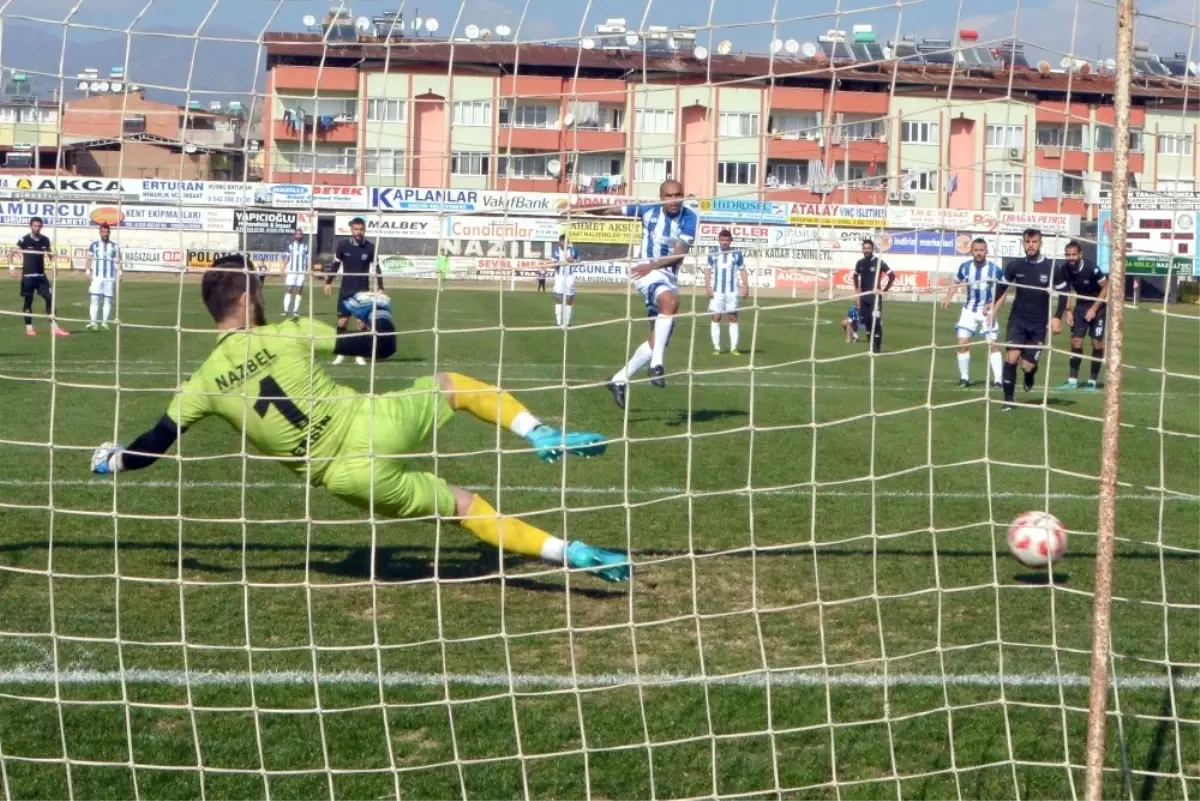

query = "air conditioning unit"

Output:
[[1007, 147, 1023, 161], [901, 190, 915, 203], [887, 190, 901, 201], [998, 196, 1014, 209]]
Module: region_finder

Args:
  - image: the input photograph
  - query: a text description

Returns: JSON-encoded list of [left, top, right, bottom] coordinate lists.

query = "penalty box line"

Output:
[[0, 666, 1195, 691]]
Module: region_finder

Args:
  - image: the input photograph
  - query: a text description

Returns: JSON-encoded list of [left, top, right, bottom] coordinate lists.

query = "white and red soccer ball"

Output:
[[1007, 511, 1068, 568]]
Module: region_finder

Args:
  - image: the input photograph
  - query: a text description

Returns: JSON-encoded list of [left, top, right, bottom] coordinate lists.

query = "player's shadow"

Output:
[[629, 544, 1195, 564], [1014, 570, 1070, 585], [627, 408, 748, 427]]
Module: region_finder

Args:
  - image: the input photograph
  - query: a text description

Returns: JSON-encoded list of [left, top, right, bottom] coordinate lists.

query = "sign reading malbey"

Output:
[[336, 214, 442, 239]]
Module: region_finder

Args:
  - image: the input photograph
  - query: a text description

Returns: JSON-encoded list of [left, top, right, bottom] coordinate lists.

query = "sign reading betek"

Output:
[[234, 209, 299, 234]]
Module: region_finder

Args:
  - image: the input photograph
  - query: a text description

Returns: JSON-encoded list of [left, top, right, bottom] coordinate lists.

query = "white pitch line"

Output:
[[0, 477, 1195, 503], [0, 666, 1193, 691]]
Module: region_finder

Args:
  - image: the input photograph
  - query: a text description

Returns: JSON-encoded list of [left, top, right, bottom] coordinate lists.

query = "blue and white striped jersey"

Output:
[[707, 249, 745, 293], [285, 240, 310, 273], [88, 240, 119, 280], [623, 203, 698, 268], [955, 259, 1003, 313], [551, 244, 579, 274]]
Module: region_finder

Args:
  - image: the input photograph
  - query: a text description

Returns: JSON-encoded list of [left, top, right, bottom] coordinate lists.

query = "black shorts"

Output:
[[19, 275, 48, 298], [1070, 308, 1107, 341], [1005, 318, 1047, 364]]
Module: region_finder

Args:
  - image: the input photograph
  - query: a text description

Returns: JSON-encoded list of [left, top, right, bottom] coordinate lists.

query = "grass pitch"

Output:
[[0, 279, 1197, 800]]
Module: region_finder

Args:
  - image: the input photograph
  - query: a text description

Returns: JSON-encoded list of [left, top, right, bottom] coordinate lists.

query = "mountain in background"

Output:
[[0, 22, 268, 105]]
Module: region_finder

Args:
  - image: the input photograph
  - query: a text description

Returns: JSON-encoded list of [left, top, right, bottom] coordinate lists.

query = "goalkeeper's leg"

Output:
[[436, 372, 606, 462]]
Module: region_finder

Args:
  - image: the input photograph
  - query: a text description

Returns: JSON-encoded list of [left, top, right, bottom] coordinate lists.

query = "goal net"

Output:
[[0, 1, 1196, 798]]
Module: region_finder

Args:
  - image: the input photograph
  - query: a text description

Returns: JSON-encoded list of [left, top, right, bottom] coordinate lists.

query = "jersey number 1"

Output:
[[254, 376, 309, 429]]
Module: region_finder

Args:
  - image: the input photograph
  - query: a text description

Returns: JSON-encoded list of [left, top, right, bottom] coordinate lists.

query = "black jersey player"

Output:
[[1054, 240, 1108, 391], [989, 228, 1068, 410], [853, 239, 894, 353]]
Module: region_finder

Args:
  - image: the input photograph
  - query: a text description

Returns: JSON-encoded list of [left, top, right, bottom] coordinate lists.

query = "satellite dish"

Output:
[[563, 112, 575, 126], [97, 81, 110, 91], [1105, 58, 1116, 70], [717, 39, 733, 55], [667, 36, 678, 50], [801, 41, 818, 58], [184, 144, 198, 154], [581, 37, 595, 49], [693, 45, 708, 60], [1059, 56, 1073, 69], [464, 24, 480, 40], [302, 14, 316, 27], [425, 18, 439, 33], [496, 24, 512, 37], [480, 28, 492, 41], [1079, 62, 1092, 75], [89, 82, 101, 91], [1190, 60, 1199, 75], [625, 32, 639, 46], [413, 16, 424, 30], [1037, 60, 1052, 73], [771, 38, 783, 53], [129, 84, 140, 92], [547, 158, 562, 176], [355, 16, 372, 32], [785, 39, 800, 54], [76, 80, 88, 91], [110, 82, 123, 92]]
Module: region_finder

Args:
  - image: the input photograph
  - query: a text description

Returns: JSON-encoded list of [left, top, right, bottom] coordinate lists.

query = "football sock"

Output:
[[89, 295, 100, 325], [1090, 348, 1104, 381], [554, 303, 562, 326], [461, 494, 563, 562], [1069, 346, 1083, 379], [989, 351, 1003, 383], [283, 294, 291, 314], [650, 316, 675, 368], [1002, 361, 1017, 402], [22, 296, 33, 326], [102, 297, 112, 324], [1024, 367, 1036, 391], [871, 321, 883, 353], [729, 323, 740, 351], [710, 322, 721, 350], [957, 352, 970, 381], [444, 372, 540, 437], [614, 342, 653, 384], [564, 304, 573, 327]]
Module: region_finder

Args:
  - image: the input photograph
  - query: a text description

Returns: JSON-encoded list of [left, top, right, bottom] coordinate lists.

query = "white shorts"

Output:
[[709, 292, 740, 314], [633, 264, 678, 316], [284, 272, 307, 288], [955, 308, 998, 341], [552, 273, 575, 297], [89, 278, 115, 298]]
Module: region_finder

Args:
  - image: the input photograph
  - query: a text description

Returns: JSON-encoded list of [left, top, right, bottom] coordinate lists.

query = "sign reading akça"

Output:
[[14, 177, 125, 198]]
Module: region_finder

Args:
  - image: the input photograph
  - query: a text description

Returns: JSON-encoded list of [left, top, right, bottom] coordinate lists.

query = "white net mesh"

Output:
[[0, 0, 1197, 799]]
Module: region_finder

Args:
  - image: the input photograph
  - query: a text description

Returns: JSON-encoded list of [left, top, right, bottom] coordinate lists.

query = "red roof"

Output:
[[263, 32, 1199, 102]]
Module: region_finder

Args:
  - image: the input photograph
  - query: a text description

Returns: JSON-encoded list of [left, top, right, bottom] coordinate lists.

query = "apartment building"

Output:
[[263, 30, 1200, 219]]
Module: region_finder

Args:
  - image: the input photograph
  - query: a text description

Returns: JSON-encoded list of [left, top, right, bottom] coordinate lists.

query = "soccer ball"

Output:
[[1006, 511, 1068, 568]]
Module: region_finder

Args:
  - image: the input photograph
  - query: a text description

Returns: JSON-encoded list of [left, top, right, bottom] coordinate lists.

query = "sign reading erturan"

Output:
[[233, 209, 299, 234]]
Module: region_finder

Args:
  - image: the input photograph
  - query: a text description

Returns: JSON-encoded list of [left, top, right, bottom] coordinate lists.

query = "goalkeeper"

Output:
[[91, 255, 629, 583]]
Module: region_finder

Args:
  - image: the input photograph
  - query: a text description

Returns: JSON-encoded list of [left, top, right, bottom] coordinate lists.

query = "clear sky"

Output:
[[0, 0, 1196, 69]]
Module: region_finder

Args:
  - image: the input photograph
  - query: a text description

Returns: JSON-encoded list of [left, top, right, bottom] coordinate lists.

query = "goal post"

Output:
[[0, 2, 1197, 799]]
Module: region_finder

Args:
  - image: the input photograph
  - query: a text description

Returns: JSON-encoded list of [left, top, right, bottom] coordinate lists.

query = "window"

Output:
[[1158, 133, 1193, 156], [986, 124, 1024, 148], [1061, 171, 1085, 197], [1035, 124, 1086, 149], [634, 108, 676, 134], [768, 112, 820, 140], [833, 162, 870, 183], [277, 147, 355, 174], [634, 157, 673, 183], [363, 148, 405, 178], [717, 161, 759, 185], [840, 117, 884, 141], [1094, 125, 1144, 152], [568, 104, 624, 131], [451, 151, 490, 176], [1158, 178, 1194, 192], [278, 97, 357, 121], [575, 154, 622, 176], [505, 104, 556, 129], [1099, 172, 1139, 196], [901, 120, 938, 143], [767, 161, 808, 187], [903, 170, 938, 192], [451, 100, 492, 127], [498, 153, 552, 178], [985, 172, 1022, 196], [719, 112, 760, 138], [366, 98, 405, 123]]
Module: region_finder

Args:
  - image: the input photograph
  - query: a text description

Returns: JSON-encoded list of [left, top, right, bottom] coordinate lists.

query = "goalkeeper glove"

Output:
[[344, 291, 392, 327], [91, 442, 125, 475]]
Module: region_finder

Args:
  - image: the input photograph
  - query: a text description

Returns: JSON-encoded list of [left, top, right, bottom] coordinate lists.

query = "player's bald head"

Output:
[[659, 180, 684, 214]]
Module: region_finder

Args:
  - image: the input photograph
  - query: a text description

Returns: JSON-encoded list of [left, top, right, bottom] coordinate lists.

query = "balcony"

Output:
[[273, 117, 357, 145], [181, 127, 242, 148]]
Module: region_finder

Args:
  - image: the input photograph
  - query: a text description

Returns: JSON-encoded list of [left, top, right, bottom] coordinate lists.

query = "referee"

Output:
[[324, 216, 382, 366], [853, 238, 894, 353], [10, 216, 68, 337]]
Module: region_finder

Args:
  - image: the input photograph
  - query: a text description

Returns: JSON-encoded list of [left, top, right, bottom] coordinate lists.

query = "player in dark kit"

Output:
[[1054, 240, 1108, 391], [989, 229, 1068, 410], [9, 216, 69, 337], [324, 216, 382, 367], [853, 239, 894, 353]]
